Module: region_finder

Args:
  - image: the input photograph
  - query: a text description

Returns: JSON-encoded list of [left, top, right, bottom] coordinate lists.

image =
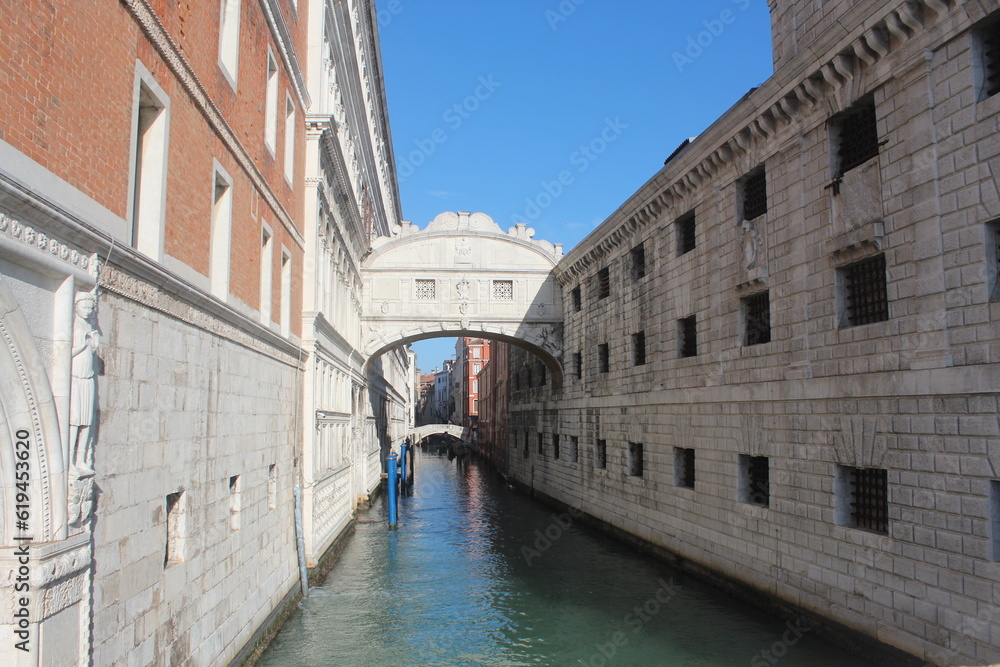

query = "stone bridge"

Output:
[[409, 423, 465, 443], [362, 211, 565, 383]]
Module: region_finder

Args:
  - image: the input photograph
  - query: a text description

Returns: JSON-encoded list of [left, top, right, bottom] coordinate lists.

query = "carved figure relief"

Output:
[[739, 218, 763, 271], [456, 279, 470, 300], [456, 239, 473, 258], [70, 290, 99, 476]]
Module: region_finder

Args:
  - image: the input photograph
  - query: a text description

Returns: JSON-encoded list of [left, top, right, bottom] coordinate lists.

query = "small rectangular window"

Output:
[[537, 432, 544, 455], [415, 279, 436, 300], [284, 96, 296, 183], [218, 0, 241, 87], [264, 52, 278, 154], [553, 434, 561, 460], [741, 168, 767, 221], [572, 285, 582, 312], [674, 448, 695, 489], [539, 366, 547, 386], [987, 220, 1000, 302], [740, 455, 769, 507], [836, 99, 879, 175], [837, 465, 889, 534], [598, 343, 610, 373], [632, 331, 646, 366], [523, 431, 530, 458], [991, 481, 1000, 561], [131, 76, 169, 260], [595, 439, 607, 469], [260, 226, 273, 325], [165, 491, 185, 567], [210, 166, 234, 300], [978, 17, 1000, 99], [742, 291, 771, 346], [678, 315, 697, 358], [280, 250, 291, 337], [493, 279, 513, 300], [631, 243, 646, 281], [525, 368, 532, 388], [841, 254, 889, 326], [574, 352, 583, 378], [570, 436, 579, 463], [597, 267, 610, 300], [628, 442, 644, 477], [677, 212, 696, 256], [229, 475, 241, 531]]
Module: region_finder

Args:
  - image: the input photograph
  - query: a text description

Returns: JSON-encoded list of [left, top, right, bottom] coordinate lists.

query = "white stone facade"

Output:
[[509, 1, 1000, 665]]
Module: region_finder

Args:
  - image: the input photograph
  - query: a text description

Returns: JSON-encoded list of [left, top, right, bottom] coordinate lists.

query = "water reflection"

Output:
[[258, 449, 876, 666]]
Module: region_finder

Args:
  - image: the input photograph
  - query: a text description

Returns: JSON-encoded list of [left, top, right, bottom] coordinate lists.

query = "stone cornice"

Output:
[[556, 0, 958, 285], [119, 0, 305, 248]]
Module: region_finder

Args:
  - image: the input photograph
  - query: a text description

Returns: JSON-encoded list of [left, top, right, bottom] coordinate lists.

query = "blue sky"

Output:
[[375, 0, 774, 373]]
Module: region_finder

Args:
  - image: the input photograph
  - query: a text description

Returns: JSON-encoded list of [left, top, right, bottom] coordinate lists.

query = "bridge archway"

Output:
[[362, 211, 565, 384], [410, 423, 465, 444]]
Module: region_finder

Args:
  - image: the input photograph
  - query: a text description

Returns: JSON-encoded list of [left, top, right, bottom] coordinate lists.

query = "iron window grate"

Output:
[[676, 448, 695, 489], [574, 352, 583, 378], [537, 432, 544, 455], [743, 291, 771, 345], [493, 280, 513, 300], [844, 254, 889, 326], [595, 439, 607, 469], [679, 315, 697, 358], [633, 331, 647, 366], [631, 243, 647, 280], [597, 267, 611, 299], [838, 101, 879, 175], [415, 279, 436, 300], [598, 343, 610, 373], [985, 21, 1000, 97], [677, 212, 696, 255], [553, 434, 560, 459], [628, 442, 644, 477], [523, 431, 529, 458], [747, 456, 769, 507], [539, 365, 547, 386], [742, 168, 767, 221], [570, 436, 579, 463], [851, 467, 888, 533], [572, 286, 582, 311]]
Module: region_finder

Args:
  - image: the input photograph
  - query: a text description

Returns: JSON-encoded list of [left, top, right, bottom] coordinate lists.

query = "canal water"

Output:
[[259, 449, 878, 666]]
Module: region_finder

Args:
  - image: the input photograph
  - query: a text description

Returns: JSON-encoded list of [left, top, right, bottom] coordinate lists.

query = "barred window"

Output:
[[569, 436, 579, 463], [742, 168, 767, 221], [572, 285, 582, 311], [677, 212, 696, 256], [837, 99, 879, 175], [632, 331, 647, 366], [674, 448, 695, 489], [842, 254, 889, 326], [523, 431, 529, 458], [598, 343, 610, 373], [741, 455, 769, 507], [843, 466, 889, 534], [539, 365, 547, 386], [493, 279, 513, 300], [595, 439, 607, 469], [537, 432, 544, 455], [631, 243, 647, 281], [980, 17, 1000, 98], [415, 279, 436, 300], [628, 442, 644, 477], [574, 352, 583, 378], [678, 315, 697, 358], [597, 267, 611, 300], [742, 291, 771, 346], [553, 433, 561, 460], [989, 220, 1000, 302]]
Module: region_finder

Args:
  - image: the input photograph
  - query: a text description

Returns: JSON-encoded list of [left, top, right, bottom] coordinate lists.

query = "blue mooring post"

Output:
[[399, 442, 409, 488], [386, 453, 399, 526]]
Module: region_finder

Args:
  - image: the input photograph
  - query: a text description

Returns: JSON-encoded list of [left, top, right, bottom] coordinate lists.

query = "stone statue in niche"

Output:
[[70, 290, 99, 476], [739, 218, 763, 271]]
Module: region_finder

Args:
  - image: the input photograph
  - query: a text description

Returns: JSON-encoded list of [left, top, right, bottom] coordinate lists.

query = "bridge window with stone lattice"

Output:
[[493, 279, 513, 300], [415, 279, 436, 300]]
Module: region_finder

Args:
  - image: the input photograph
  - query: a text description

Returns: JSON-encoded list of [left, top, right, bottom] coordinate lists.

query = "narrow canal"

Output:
[[259, 449, 877, 666]]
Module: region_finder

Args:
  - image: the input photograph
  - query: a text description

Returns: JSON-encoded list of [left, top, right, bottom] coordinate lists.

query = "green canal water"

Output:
[[258, 449, 879, 666]]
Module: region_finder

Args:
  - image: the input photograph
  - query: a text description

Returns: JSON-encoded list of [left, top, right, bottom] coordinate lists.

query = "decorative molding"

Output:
[[258, 0, 311, 109], [119, 0, 304, 248], [0, 211, 98, 278], [833, 416, 888, 468], [557, 0, 957, 283], [100, 265, 301, 368]]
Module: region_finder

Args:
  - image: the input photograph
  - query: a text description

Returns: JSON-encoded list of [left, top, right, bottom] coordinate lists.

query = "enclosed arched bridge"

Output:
[[362, 211, 565, 384]]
